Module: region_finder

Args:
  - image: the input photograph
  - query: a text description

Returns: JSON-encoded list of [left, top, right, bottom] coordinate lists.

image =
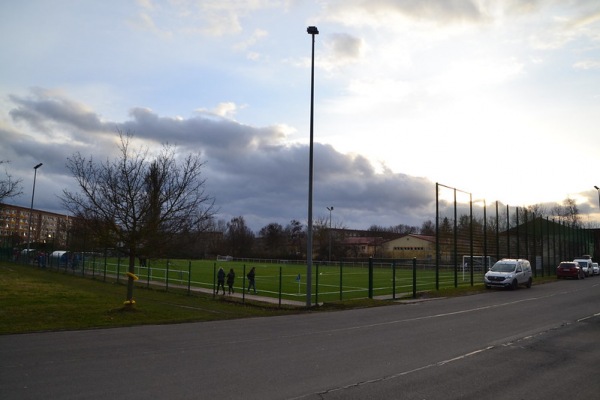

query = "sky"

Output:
[[1, 0, 600, 233]]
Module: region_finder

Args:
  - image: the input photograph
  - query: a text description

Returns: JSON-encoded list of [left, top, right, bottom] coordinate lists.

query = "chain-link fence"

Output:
[[435, 182, 594, 289]]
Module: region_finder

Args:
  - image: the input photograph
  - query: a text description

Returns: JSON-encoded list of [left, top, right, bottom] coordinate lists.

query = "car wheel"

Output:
[[511, 279, 518, 290], [526, 278, 532, 288]]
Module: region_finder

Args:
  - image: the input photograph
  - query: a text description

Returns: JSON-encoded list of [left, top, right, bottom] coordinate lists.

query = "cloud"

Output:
[[9, 88, 106, 135], [132, 0, 280, 38], [328, 33, 364, 64], [233, 28, 268, 52], [573, 59, 600, 70], [195, 102, 245, 119], [2, 89, 437, 231], [322, 0, 487, 28]]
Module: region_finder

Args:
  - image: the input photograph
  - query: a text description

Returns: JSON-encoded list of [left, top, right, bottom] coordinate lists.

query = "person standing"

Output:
[[217, 267, 226, 295], [226, 268, 235, 294], [247, 267, 256, 294]]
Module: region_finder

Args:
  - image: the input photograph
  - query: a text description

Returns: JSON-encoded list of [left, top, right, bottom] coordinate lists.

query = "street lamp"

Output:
[[595, 186, 600, 210], [327, 206, 334, 263], [27, 163, 43, 261], [306, 25, 319, 307]]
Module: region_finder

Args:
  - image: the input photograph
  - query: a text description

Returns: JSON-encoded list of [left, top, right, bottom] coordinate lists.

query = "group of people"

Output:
[[216, 266, 257, 295]]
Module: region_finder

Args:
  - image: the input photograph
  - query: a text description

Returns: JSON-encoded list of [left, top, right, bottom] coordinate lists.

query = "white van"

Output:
[[484, 259, 533, 290], [573, 258, 593, 277]]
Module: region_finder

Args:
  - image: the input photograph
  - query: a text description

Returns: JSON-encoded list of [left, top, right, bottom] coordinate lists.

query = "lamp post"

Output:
[[595, 186, 600, 209], [27, 163, 43, 261], [306, 25, 319, 307], [327, 206, 334, 263]]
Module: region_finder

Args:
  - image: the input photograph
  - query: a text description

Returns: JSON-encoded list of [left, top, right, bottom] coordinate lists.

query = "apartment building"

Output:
[[0, 203, 72, 248]]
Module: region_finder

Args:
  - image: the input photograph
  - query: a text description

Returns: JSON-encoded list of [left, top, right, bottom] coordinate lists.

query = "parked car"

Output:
[[592, 262, 600, 276], [573, 258, 593, 277], [484, 259, 533, 290], [556, 261, 585, 279]]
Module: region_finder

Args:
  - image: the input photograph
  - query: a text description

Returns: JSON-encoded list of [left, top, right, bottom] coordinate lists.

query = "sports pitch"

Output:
[[75, 257, 483, 302]]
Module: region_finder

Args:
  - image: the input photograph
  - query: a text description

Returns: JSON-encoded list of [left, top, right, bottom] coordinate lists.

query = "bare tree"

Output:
[[285, 219, 304, 258], [420, 220, 435, 236], [526, 203, 547, 218], [368, 223, 418, 235], [0, 160, 22, 203], [551, 197, 581, 227], [258, 222, 286, 258], [224, 216, 255, 257], [61, 132, 215, 307]]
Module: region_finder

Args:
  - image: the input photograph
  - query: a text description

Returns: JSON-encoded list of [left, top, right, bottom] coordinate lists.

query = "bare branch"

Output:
[[0, 160, 23, 202]]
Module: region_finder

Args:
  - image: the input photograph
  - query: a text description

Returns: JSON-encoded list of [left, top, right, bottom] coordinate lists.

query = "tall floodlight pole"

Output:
[[327, 206, 334, 262], [594, 186, 600, 209], [306, 25, 319, 307], [27, 163, 43, 260]]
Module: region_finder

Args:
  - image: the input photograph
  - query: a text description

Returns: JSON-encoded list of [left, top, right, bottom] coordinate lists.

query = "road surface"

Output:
[[1, 277, 599, 399]]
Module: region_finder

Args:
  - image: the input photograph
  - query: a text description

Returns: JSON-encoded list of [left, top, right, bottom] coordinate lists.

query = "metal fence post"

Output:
[[242, 265, 246, 304], [315, 263, 319, 305], [368, 257, 373, 299], [278, 266, 282, 308], [187, 260, 192, 295], [412, 258, 417, 299], [117, 255, 121, 282], [212, 263, 216, 299], [166, 259, 170, 292], [339, 260, 343, 301], [146, 259, 150, 288], [392, 260, 396, 300]]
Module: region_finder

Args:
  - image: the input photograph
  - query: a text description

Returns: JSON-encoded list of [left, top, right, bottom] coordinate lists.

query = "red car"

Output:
[[556, 261, 585, 279]]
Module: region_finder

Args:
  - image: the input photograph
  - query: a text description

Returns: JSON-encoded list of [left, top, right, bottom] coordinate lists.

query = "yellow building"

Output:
[[381, 234, 436, 260]]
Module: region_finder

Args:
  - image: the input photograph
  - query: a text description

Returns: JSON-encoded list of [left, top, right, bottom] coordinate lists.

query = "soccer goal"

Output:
[[461, 255, 496, 280], [216, 255, 233, 262]]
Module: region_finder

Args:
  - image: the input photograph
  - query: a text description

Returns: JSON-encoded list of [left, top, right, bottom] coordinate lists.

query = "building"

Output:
[[381, 234, 436, 260], [341, 236, 386, 258], [0, 203, 72, 248]]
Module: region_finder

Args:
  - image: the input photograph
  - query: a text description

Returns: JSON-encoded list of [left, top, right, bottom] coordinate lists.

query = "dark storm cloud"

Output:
[[9, 88, 107, 134], [3, 90, 437, 231], [121, 107, 286, 159]]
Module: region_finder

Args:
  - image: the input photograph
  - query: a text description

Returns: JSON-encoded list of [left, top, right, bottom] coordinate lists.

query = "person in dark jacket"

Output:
[[226, 268, 235, 294], [247, 267, 256, 294], [217, 267, 226, 295]]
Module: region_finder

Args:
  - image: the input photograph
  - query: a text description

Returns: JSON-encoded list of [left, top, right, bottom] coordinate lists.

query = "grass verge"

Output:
[[0, 262, 304, 335], [1, 261, 557, 335]]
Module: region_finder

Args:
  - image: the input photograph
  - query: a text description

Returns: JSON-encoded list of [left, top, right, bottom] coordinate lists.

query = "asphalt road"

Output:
[[1, 277, 599, 400]]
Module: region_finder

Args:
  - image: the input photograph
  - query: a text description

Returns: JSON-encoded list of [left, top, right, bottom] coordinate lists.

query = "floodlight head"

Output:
[[307, 26, 319, 35], [34, 163, 43, 169], [595, 185, 599, 190]]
